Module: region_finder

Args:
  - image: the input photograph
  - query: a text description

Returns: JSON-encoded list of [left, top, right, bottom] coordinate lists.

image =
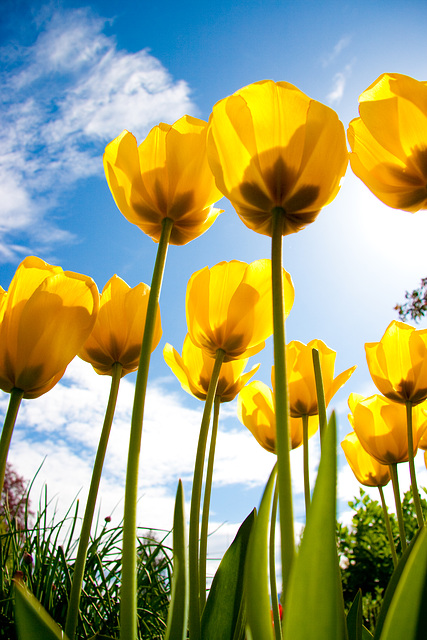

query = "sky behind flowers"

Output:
[[1, 0, 427, 563]]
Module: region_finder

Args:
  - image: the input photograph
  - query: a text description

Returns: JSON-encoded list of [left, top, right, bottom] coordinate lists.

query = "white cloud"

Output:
[[322, 36, 352, 68], [327, 63, 353, 105], [0, 7, 196, 261]]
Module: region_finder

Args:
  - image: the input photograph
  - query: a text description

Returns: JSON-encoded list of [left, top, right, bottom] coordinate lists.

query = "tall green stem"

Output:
[[270, 479, 281, 640], [189, 349, 225, 640], [0, 388, 24, 499], [302, 414, 310, 515], [120, 218, 173, 640], [389, 463, 407, 553], [312, 349, 327, 445], [378, 485, 398, 569], [271, 206, 295, 601], [65, 363, 122, 640], [406, 401, 424, 528], [199, 395, 221, 610]]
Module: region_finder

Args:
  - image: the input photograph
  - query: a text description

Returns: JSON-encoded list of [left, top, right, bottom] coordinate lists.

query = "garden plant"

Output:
[[1, 72, 427, 639]]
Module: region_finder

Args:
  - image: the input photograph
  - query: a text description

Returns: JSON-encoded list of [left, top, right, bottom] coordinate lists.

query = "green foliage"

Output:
[[394, 277, 427, 322], [0, 489, 172, 640], [337, 487, 427, 633]]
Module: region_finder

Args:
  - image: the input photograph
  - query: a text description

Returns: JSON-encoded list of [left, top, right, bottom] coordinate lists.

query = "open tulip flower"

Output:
[[348, 393, 427, 465], [79, 275, 162, 377], [186, 259, 294, 361], [104, 115, 222, 245], [348, 73, 427, 212], [342, 431, 390, 487], [238, 379, 318, 453], [0, 256, 99, 399], [164, 334, 259, 402], [365, 320, 427, 405], [284, 339, 356, 418], [207, 79, 348, 236]]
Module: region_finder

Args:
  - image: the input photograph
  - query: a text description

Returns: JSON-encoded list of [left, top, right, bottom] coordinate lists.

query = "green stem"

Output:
[[270, 478, 281, 640], [302, 414, 310, 515], [188, 349, 225, 640], [406, 401, 424, 528], [120, 217, 173, 640], [271, 206, 295, 602], [199, 395, 221, 610], [312, 349, 327, 445], [65, 363, 122, 640], [0, 388, 24, 499], [378, 485, 398, 569], [389, 463, 407, 553]]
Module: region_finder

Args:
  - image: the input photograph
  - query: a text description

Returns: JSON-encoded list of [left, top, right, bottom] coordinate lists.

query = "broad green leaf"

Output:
[[14, 581, 68, 640], [164, 480, 189, 640], [362, 627, 374, 639], [347, 590, 362, 640], [283, 413, 347, 640], [201, 509, 255, 640], [379, 526, 427, 640], [244, 464, 277, 640]]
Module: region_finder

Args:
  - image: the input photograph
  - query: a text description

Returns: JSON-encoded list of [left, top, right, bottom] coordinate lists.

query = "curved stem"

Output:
[[270, 478, 281, 640], [302, 414, 310, 515], [378, 485, 398, 569], [120, 217, 173, 640], [389, 463, 407, 553], [199, 394, 221, 610], [271, 206, 295, 602], [188, 349, 225, 640], [406, 401, 424, 528], [0, 388, 24, 498], [65, 363, 122, 640], [312, 349, 327, 445]]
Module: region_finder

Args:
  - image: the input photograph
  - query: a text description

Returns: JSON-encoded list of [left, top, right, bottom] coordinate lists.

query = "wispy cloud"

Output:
[[0, 7, 195, 262], [322, 35, 352, 68], [327, 63, 353, 105]]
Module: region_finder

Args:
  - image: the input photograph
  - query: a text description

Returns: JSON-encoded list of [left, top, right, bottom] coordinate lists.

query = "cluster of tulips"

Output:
[[1, 72, 427, 639]]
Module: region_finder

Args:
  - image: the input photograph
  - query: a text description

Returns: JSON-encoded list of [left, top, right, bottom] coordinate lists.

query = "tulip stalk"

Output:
[[271, 206, 295, 600], [312, 348, 327, 444], [199, 394, 221, 609], [302, 414, 311, 514], [120, 217, 173, 640], [65, 362, 123, 640], [378, 485, 398, 569], [0, 388, 24, 499], [389, 463, 407, 552], [188, 348, 225, 640], [406, 401, 424, 529], [269, 479, 281, 640]]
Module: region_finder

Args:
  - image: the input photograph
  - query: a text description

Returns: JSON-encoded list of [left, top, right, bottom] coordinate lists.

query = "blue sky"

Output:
[[2, 0, 427, 567]]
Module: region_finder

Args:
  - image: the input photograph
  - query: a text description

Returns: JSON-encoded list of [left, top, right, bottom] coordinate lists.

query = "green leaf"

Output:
[[164, 480, 189, 640], [14, 581, 69, 640], [244, 464, 277, 640], [362, 627, 374, 640], [201, 509, 255, 640], [283, 413, 348, 640], [347, 590, 363, 640], [379, 526, 427, 640]]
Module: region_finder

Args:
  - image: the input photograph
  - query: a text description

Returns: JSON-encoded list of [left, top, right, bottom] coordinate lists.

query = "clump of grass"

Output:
[[0, 486, 172, 639]]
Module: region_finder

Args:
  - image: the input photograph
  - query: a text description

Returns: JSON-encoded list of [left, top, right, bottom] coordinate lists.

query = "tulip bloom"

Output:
[[349, 393, 427, 465], [348, 73, 427, 211], [341, 431, 390, 487], [164, 334, 259, 402], [207, 79, 348, 237], [186, 259, 294, 361], [104, 116, 222, 245], [238, 380, 318, 453], [0, 256, 99, 399], [285, 339, 356, 418], [79, 275, 162, 377], [365, 320, 427, 405]]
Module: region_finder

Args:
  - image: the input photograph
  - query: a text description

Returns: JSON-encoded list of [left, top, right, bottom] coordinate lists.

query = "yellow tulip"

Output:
[[348, 393, 427, 465], [163, 334, 259, 402], [348, 73, 427, 211], [207, 79, 348, 237], [79, 275, 161, 376], [103, 116, 223, 245], [341, 431, 390, 487], [365, 320, 427, 405], [186, 259, 294, 362], [284, 339, 356, 418], [237, 379, 318, 453], [0, 256, 99, 399]]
